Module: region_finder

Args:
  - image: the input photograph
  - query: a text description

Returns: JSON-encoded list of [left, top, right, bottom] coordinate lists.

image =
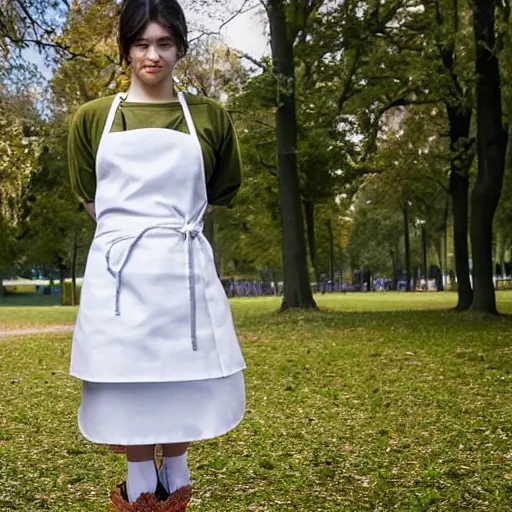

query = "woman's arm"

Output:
[[68, 104, 98, 209], [207, 107, 242, 206]]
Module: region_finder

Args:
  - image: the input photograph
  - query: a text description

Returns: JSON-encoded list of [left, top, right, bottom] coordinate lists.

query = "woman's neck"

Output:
[[126, 75, 177, 103]]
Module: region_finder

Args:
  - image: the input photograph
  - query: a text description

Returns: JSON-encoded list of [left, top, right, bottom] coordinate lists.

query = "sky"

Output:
[[23, 3, 269, 80], [219, 5, 269, 59]]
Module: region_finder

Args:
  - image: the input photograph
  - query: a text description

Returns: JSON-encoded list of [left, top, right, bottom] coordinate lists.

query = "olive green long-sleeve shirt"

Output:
[[68, 94, 242, 205]]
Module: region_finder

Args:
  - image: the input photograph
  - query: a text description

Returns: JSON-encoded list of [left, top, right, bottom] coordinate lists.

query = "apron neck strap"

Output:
[[101, 93, 126, 139], [178, 92, 198, 139], [100, 92, 197, 139]]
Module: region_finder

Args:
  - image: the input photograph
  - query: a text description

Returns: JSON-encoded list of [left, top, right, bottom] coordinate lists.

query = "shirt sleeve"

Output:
[[68, 106, 97, 203], [207, 107, 242, 206]]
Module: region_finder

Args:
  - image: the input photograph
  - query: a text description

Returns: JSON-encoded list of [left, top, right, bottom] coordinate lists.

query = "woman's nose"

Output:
[[147, 45, 159, 60]]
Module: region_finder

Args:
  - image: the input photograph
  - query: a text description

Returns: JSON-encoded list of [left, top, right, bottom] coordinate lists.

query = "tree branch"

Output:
[[232, 47, 269, 71], [15, 0, 54, 37], [259, 156, 277, 175], [338, 47, 363, 113], [379, 95, 441, 118], [251, 119, 274, 129], [7, 37, 87, 58]]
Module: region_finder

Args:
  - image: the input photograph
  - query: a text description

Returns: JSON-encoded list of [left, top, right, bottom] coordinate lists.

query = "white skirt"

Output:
[[78, 371, 245, 445]]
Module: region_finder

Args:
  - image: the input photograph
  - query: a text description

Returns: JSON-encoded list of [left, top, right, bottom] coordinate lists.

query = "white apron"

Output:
[[71, 92, 246, 384]]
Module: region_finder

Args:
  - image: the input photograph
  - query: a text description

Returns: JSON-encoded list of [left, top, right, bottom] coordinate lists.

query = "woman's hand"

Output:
[[84, 202, 97, 222]]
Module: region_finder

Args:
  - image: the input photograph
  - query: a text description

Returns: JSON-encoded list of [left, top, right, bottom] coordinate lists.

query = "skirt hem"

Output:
[[78, 404, 245, 446]]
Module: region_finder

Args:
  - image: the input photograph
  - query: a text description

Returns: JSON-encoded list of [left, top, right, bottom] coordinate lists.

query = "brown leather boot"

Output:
[[159, 485, 193, 512], [110, 481, 191, 512], [110, 483, 163, 511]]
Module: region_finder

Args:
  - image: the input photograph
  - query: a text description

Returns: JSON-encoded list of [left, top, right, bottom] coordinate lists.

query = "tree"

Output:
[[348, 196, 404, 284], [20, 114, 94, 305], [346, 100, 452, 292], [294, 36, 348, 286], [494, 125, 512, 277], [326, 0, 476, 309], [469, 0, 508, 314], [0, 86, 41, 290], [0, 0, 68, 54], [428, 0, 475, 310], [264, 0, 320, 310]]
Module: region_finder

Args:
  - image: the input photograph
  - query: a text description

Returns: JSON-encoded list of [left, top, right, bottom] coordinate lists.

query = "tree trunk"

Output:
[[443, 222, 448, 289], [403, 201, 411, 292], [421, 225, 428, 282], [470, 0, 507, 314], [59, 264, 66, 306], [339, 254, 344, 290], [499, 233, 506, 278], [390, 250, 398, 290], [438, 2, 474, 309], [71, 232, 78, 307], [436, 232, 445, 292], [326, 218, 335, 282], [303, 199, 320, 284], [438, 196, 450, 292], [267, 0, 317, 311], [450, 153, 473, 309]]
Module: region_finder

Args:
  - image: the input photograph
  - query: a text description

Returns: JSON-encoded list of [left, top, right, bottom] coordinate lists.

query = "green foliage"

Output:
[[348, 199, 403, 275], [5, 0, 512, 291], [346, 103, 452, 277], [19, 113, 94, 276], [0, 87, 42, 275]]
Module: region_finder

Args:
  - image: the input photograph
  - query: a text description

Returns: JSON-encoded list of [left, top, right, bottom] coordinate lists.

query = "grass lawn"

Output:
[[0, 294, 73, 331], [1, 292, 512, 511]]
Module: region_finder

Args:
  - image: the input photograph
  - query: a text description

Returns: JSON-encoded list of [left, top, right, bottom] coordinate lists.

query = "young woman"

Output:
[[67, 0, 246, 510]]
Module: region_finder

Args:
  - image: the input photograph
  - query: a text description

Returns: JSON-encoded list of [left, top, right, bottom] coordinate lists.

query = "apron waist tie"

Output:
[[105, 224, 201, 351]]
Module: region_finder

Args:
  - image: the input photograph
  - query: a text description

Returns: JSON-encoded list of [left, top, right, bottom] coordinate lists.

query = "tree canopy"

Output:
[[1, 0, 511, 313]]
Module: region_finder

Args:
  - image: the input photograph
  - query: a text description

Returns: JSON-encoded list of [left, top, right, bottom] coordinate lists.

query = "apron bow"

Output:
[[105, 222, 203, 351]]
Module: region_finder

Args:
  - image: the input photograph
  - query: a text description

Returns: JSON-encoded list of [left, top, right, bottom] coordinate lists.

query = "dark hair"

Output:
[[118, 0, 188, 64]]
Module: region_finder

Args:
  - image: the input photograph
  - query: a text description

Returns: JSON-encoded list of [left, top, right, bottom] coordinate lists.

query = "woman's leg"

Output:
[[125, 445, 157, 503], [159, 443, 191, 493], [162, 443, 189, 458], [126, 445, 156, 462]]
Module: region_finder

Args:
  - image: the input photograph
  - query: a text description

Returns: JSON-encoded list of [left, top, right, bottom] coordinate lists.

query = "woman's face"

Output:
[[128, 21, 179, 87]]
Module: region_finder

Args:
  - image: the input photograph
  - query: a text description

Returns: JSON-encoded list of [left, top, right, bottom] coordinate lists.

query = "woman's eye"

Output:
[[136, 43, 148, 49]]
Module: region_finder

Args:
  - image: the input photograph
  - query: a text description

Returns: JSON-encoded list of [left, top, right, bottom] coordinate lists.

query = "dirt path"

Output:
[[0, 325, 74, 338]]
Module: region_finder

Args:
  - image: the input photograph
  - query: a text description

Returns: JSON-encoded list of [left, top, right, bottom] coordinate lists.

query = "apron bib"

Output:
[[70, 92, 246, 383]]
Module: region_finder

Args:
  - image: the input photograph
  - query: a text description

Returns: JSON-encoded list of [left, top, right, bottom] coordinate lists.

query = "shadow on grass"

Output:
[[235, 301, 512, 335], [0, 294, 62, 307]]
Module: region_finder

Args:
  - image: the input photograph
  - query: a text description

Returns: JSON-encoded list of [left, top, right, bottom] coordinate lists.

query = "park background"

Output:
[[1, 1, 512, 511]]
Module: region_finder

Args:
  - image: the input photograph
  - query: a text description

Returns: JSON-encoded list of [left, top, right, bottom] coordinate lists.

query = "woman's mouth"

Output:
[[143, 66, 161, 74]]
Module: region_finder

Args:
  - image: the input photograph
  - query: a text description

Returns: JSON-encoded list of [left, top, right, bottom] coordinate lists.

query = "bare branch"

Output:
[[8, 37, 87, 58], [251, 119, 274, 129], [218, 0, 258, 32], [189, 1, 259, 45], [232, 47, 269, 71], [15, 0, 53, 37]]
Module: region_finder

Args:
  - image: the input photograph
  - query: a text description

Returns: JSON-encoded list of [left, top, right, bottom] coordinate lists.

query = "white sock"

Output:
[[127, 460, 157, 503], [159, 453, 191, 494]]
